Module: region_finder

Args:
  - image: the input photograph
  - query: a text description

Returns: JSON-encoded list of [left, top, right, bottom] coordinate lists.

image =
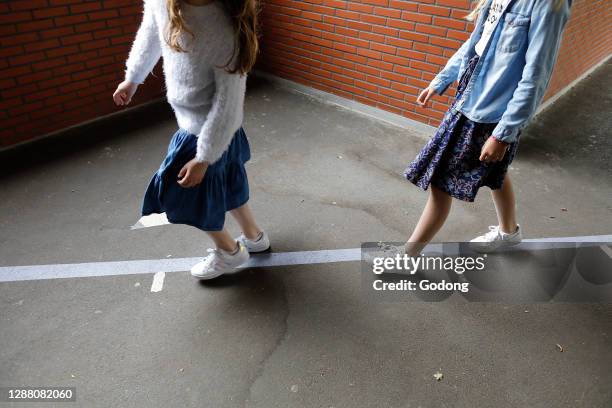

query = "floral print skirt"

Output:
[[404, 56, 519, 202]]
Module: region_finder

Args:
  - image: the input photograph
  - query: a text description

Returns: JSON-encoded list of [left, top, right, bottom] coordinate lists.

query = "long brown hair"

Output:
[[165, 0, 259, 75], [466, 0, 565, 21]]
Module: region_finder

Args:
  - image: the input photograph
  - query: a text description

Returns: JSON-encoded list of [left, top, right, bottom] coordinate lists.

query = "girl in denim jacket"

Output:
[[405, 0, 572, 254]]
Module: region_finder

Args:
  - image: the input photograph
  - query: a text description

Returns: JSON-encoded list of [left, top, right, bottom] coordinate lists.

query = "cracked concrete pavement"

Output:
[[0, 61, 611, 407]]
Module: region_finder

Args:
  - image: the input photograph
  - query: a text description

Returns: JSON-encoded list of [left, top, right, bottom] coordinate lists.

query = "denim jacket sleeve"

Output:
[[429, 39, 471, 96], [492, 0, 571, 143]]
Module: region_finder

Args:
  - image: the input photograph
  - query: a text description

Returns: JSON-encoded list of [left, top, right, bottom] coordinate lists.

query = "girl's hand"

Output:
[[112, 81, 138, 106], [416, 86, 436, 107], [480, 136, 508, 163], [177, 158, 208, 188]]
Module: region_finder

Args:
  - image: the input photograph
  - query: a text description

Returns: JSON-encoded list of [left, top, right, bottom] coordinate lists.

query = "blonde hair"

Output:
[[165, 0, 259, 75], [466, 0, 565, 21], [166, 0, 194, 52]]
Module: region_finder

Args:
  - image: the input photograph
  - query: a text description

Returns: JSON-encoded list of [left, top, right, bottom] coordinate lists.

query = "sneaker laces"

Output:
[[484, 225, 502, 240], [202, 249, 227, 269]]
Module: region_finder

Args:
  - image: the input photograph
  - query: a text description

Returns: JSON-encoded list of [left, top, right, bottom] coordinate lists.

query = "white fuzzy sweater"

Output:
[[125, 0, 246, 164]]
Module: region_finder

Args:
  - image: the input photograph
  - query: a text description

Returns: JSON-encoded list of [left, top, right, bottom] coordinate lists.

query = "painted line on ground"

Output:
[[0, 235, 610, 283]]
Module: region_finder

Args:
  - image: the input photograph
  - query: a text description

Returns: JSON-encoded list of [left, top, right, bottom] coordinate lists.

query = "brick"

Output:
[[388, 1, 417, 11], [345, 37, 368, 47], [67, 50, 98, 63], [10, 0, 48, 11], [434, 17, 466, 30], [49, 0, 82, 4], [0, 65, 32, 80], [24, 38, 60, 52], [89, 9, 119, 20], [10, 51, 46, 66], [335, 9, 359, 20], [8, 101, 44, 116], [93, 27, 122, 39], [59, 79, 90, 93], [75, 20, 106, 33], [400, 12, 432, 23], [0, 25, 17, 36], [54, 14, 88, 26], [2, 11, 33, 24], [359, 31, 385, 43], [373, 7, 401, 18], [415, 23, 447, 36], [398, 31, 429, 43], [17, 19, 54, 32], [61, 33, 93, 46], [360, 0, 388, 6], [41, 25, 74, 39], [36, 74, 70, 89], [24, 87, 57, 102], [45, 44, 79, 58], [69, 2, 101, 14], [32, 6, 68, 18], [436, 0, 471, 9], [370, 42, 396, 54], [417, 4, 451, 17], [82, 38, 110, 50], [3, 82, 37, 99], [31, 57, 65, 71], [347, 3, 373, 13], [387, 18, 415, 30], [1, 32, 38, 47], [0, 45, 24, 58]]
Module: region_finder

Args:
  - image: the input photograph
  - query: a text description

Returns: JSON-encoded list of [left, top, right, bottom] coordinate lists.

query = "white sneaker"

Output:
[[190, 243, 250, 280], [237, 231, 271, 253], [469, 225, 522, 253]]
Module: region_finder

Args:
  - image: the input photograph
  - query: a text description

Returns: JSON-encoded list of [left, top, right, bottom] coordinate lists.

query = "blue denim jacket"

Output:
[[430, 0, 572, 143]]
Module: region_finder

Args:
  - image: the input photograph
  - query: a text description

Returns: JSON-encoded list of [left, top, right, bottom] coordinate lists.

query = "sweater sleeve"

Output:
[[125, 0, 162, 84], [195, 68, 246, 163]]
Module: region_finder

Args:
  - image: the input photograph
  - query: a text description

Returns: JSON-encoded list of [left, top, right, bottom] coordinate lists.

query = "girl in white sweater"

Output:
[[113, 0, 270, 280]]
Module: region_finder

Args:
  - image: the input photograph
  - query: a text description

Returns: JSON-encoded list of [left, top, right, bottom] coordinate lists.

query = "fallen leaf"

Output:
[[433, 371, 443, 381], [556, 344, 564, 352]]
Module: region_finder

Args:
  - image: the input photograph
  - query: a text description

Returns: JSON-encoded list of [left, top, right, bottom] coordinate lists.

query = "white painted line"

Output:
[[600, 245, 612, 259], [0, 234, 610, 283], [0, 248, 361, 283], [150, 272, 165, 292]]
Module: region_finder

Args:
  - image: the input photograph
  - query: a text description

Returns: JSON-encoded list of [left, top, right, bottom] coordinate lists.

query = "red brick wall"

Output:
[[1, 0, 610, 148], [0, 0, 164, 148], [544, 0, 611, 99], [258, 0, 612, 126]]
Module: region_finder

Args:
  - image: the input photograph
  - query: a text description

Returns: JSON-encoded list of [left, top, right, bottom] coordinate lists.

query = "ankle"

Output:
[[499, 224, 519, 235], [219, 240, 240, 254], [245, 230, 263, 241]]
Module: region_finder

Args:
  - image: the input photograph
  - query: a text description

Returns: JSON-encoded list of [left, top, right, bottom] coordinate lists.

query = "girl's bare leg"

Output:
[[491, 175, 518, 234], [405, 185, 453, 256], [207, 229, 238, 252], [230, 203, 262, 240]]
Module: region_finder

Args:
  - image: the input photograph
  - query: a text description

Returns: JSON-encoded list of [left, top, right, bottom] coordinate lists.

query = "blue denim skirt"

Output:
[[142, 128, 251, 231], [404, 56, 519, 202]]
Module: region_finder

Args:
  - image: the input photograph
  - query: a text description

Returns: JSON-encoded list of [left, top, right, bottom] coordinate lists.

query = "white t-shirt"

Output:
[[475, 0, 512, 56]]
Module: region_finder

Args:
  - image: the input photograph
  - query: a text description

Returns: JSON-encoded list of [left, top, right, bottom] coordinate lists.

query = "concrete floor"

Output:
[[1, 60, 611, 407]]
